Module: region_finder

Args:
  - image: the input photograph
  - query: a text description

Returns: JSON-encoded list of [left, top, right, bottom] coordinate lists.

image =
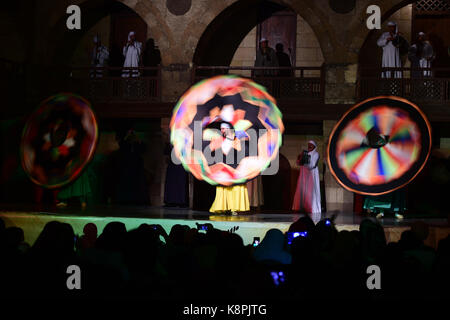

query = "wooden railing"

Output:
[[192, 65, 325, 102], [54, 66, 162, 102], [357, 67, 450, 104], [0, 63, 162, 104]]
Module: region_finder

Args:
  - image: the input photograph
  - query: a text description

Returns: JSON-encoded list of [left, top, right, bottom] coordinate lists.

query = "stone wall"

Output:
[[323, 120, 354, 212], [229, 15, 324, 77]]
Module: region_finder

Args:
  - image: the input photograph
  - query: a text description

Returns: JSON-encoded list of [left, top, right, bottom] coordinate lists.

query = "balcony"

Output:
[[357, 67, 450, 105], [50, 66, 162, 103], [3, 59, 450, 121], [192, 65, 325, 103]]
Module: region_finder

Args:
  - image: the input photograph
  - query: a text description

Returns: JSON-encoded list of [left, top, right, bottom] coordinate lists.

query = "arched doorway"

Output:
[[50, 0, 148, 67], [193, 0, 289, 66], [358, 0, 450, 77]]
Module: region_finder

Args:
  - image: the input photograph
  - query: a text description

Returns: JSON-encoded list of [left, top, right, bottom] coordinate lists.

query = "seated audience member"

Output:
[[253, 229, 291, 264]]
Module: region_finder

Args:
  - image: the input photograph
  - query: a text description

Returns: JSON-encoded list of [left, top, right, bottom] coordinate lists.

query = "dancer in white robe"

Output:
[[377, 21, 402, 78], [122, 31, 142, 77], [292, 140, 321, 222]]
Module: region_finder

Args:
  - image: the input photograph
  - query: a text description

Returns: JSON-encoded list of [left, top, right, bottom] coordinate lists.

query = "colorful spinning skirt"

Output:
[[210, 184, 250, 213]]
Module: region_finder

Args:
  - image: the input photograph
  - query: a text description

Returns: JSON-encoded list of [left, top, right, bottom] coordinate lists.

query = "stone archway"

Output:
[[349, 0, 418, 65], [46, 0, 154, 66], [193, 0, 288, 66], [192, 0, 336, 66]]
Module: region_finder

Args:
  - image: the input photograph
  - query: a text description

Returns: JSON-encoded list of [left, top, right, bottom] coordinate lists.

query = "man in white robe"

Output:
[[254, 38, 278, 77], [408, 32, 434, 77], [122, 31, 142, 77], [292, 140, 321, 222], [90, 35, 109, 78], [377, 21, 402, 78]]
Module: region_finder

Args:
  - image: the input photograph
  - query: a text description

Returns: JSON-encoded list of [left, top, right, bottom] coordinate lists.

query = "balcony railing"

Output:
[[192, 65, 325, 102], [58, 66, 162, 102], [357, 67, 450, 104], [1, 64, 162, 104]]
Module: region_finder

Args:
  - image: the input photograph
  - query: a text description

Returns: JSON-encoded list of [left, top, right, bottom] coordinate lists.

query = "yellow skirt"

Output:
[[209, 184, 250, 213]]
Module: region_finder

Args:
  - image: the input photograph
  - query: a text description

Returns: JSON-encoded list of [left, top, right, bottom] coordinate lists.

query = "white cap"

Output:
[[260, 38, 268, 43], [220, 123, 231, 129], [418, 32, 425, 36], [308, 140, 317, 148], [387, 21, 396, 26]]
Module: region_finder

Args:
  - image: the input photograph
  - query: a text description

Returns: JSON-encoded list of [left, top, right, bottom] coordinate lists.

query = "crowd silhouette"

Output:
[[0, 216, 448, 300]]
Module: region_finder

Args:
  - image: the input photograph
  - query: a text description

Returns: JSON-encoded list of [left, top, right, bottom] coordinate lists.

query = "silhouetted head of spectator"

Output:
[[254, 229, 292, 264], [32, 221, 62, 254], [78, 223, 98, 250], [96, 221, 127, 252], [290, 234, 313, 265], [124, 224, 160, 273], [360, 218, 386, 264], [289, 216, 315, 234], [399, 230, 422, 251], [0, 227, 24, 252], [312, 218, 338, 252], [411, 221, 429, 243], [228, 232, 244, 248], [59, 223, 76, 253], [169, 224, 187, 245], [83, 223, 98, 239], [275, 43, 284, 52], [437, 234, 450, 256], [331, 230, 361, 268], [32, 221, 75, 257]]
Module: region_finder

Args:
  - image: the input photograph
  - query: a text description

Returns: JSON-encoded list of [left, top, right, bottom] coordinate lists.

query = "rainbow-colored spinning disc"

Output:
[[170, 75, 284, 186], [327, 96, 431, 195], [20, 93, 98, 188]]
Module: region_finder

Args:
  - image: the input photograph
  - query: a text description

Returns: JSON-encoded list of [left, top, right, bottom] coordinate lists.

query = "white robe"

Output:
[[420, 41, 434, 77], [377, 32, 402, 78], [122, 41, 142, 77], [409, 42, 434, 77], [292, 149, 321, 222], [90, 45, 109, 78]]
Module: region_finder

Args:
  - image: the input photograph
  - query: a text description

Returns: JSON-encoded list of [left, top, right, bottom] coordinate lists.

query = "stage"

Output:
[[0, 204, 449, 248]]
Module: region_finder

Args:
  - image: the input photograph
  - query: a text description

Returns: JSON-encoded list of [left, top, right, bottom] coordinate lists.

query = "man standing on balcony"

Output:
[[254, 38, 278, 77], [275, 43, 293, 77], [408, 32, 434, 78], [90, 35, 109, 78], [377, 21, 404, 78], [122, 31, 142, 77]]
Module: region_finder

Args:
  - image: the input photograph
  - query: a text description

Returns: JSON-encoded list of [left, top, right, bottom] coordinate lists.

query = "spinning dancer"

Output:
[[209, 123, 250, 215]]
